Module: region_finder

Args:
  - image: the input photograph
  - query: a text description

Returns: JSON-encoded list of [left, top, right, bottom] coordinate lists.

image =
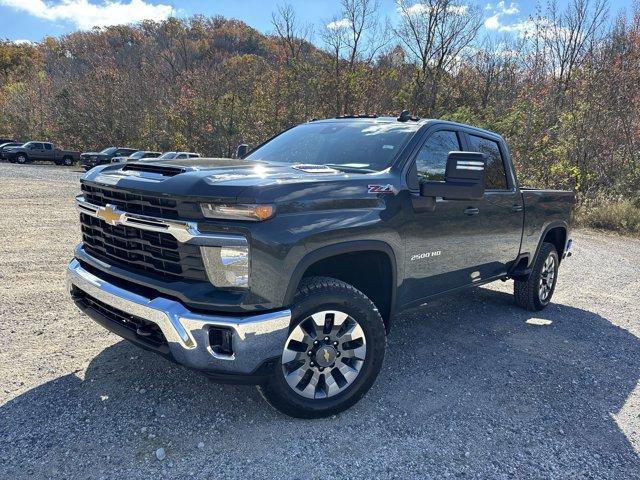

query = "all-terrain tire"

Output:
[[514, 242, 559, 311], [258, 276, 386, 418]]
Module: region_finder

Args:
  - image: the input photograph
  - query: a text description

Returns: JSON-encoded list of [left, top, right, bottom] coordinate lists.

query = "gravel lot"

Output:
[[1, 163, 639, 479]]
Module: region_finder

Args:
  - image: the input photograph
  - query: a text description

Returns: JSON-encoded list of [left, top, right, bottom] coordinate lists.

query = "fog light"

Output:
[[200, 245, 249, 288], [209, 327, 233, 356]]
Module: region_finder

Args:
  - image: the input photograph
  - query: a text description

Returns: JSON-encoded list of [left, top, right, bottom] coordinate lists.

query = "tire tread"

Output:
[[514, 242, 557, 311]]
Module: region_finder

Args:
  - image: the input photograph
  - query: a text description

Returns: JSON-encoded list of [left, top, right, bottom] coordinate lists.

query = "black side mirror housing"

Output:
[[420, 151, 486, 200], [235, 143, 249, 159]]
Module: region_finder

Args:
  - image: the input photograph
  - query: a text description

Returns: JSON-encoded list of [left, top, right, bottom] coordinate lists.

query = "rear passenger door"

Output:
[[42, 143, 54, 161], [463, 132, 523, 278]]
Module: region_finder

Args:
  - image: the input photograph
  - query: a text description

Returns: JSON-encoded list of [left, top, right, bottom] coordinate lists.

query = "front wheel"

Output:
[[258, 276, 386, 418], [514, 242, 559, 311], [16, 154, 27, 164]]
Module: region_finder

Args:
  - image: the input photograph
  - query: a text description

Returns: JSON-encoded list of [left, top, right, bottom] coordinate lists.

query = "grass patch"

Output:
[[575, 199, 640, 235]]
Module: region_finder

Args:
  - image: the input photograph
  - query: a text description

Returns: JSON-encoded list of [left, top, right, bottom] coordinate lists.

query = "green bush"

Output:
[[575, 199, 640, 235]]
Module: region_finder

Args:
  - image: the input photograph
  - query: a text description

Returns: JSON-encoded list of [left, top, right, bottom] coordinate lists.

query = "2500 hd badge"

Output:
[[411, 251, 442, 261]]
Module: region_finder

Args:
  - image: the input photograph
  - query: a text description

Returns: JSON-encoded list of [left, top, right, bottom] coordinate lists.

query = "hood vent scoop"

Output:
[[122, 162, 189, 177], [291, 164, 338, 174]]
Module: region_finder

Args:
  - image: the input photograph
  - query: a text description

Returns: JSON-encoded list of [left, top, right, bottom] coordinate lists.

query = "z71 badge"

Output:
[[368, 184, 395, 194]]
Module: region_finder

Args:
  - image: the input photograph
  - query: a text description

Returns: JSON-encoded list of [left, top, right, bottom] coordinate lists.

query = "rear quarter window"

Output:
[[467, 135, 508, 190]]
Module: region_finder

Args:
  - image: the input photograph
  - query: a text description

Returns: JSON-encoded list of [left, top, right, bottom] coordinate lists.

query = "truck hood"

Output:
[[82, 157, 393, 203]]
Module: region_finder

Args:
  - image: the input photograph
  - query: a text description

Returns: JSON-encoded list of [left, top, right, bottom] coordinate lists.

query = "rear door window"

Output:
[[466, 135, 508, 190], [44, 143, 52, 150]]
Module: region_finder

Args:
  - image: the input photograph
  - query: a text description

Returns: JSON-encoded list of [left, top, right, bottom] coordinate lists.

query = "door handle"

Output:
[[511, 204, 524, 212], [464, 207, 480, 216]]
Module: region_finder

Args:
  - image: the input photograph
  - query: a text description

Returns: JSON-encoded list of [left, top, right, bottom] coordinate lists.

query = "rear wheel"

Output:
[[258, 276, 386, 418], [514, 242, 559, 311], [62, 156, 73, 166]]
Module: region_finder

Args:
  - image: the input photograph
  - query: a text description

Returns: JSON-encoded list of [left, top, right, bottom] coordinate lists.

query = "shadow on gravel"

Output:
[[1, 287, 639, 477]]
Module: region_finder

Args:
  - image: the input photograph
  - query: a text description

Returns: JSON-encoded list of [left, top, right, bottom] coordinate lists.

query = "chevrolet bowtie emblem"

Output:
[[96, 205, 123, 226], [323, 349, 331, 363]]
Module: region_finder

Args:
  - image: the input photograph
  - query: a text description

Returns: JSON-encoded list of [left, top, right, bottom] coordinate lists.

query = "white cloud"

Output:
[[401, 2, 469, 17], [495, 17, 573, 41], [498, 19, 535, 35], [483, 1, 519, 30], [12, 39, 35, 44], [484, 14, 500, 30], [0, 0, 173, 30], [326, 18, 351, 30], [496, 1, 518, 15]]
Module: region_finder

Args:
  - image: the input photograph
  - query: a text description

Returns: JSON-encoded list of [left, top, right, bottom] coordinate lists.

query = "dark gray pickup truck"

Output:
[[67, 114, 575, 417], [6, 141, 80, 166]]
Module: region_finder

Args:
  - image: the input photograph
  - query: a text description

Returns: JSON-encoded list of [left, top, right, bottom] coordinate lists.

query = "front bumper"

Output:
[[67, 259, 291, 380]]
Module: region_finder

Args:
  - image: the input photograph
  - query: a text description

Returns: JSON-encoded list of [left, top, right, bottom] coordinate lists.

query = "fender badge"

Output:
[[368, 184, 395, 194]]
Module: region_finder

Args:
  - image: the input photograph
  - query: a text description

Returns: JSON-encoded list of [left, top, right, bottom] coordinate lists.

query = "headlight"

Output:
[[200, 246, 249, 288], [200, 203, 275, 221]]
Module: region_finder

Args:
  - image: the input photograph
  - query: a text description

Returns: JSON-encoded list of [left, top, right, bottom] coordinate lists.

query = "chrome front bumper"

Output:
[[67, 259, 291, 375]]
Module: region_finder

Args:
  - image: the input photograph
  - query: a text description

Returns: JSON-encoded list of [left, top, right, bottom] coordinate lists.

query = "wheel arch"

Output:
[[534, 221, 568, 266], [284, 241, 398, 331]]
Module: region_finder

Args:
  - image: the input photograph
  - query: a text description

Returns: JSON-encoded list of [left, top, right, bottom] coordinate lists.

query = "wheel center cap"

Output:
[[315, 345, 337, 367]]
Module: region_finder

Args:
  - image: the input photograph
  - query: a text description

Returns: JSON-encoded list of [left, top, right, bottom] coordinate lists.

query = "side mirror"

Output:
[[420, 151, 486, 200], [235, 143, 248, 159]]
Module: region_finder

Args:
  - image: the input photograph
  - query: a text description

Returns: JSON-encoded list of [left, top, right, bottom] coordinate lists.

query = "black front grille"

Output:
[[72, 286, 167, 347], [81, 183, 180, 219], [80, 212, 208, 281]]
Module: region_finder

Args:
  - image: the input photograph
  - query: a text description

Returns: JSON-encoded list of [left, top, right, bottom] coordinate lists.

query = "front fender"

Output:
[[283, 239, 400, 306]]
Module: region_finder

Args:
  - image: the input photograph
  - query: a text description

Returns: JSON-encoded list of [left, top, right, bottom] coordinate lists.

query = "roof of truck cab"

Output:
[[312, 116, 429, 125], [312, 117, 503, 140]]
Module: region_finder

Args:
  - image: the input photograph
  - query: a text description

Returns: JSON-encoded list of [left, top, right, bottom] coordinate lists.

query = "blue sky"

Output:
[[0, 0, 635, 44]]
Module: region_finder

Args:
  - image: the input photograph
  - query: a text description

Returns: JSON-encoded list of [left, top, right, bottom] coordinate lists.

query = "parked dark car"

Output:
[[81, 147, 137, 171], [68, 114, 575, 418], [0, 142, 24, 161], [5, 141, 80, 166], [155, 151, 201, 160], [0, 137, 16, 144], [111, 150, 162, 163]]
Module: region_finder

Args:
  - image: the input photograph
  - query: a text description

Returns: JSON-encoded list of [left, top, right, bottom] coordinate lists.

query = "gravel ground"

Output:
[[1, 163, 639, 479]]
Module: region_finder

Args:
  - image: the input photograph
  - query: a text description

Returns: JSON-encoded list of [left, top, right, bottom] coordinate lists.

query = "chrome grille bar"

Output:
[[75, 195, 247, 247]]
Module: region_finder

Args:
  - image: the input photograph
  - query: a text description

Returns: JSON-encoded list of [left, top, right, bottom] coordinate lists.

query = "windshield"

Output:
[[100, 147, 117, 155], [159, 151, 177, 159], [129, 151, 146, 159], [245, 122, 418, 172]]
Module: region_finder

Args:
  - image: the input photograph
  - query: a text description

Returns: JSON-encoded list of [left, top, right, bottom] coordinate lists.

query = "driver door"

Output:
[[399, 128, 487, 307]]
